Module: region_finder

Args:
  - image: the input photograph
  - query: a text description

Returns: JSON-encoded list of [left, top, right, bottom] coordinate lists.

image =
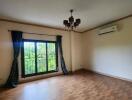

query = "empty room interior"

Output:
[[0, 0, 132, 100]]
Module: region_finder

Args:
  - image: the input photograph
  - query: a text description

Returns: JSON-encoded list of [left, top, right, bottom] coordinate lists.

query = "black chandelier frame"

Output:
[[63, 9, 81, 31]]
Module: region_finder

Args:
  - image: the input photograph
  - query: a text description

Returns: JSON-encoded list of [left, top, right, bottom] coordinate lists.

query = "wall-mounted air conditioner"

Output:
[[98, 25, 117, 35]]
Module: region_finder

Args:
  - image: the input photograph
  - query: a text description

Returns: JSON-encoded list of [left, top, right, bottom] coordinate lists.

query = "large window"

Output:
[[21, 39, 58, 77]]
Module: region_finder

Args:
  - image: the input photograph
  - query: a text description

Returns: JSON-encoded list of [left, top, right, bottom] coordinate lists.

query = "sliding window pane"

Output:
[[37, 43, 46, 72], [47, 43, 56, 71], [24, 42, 35, 75]]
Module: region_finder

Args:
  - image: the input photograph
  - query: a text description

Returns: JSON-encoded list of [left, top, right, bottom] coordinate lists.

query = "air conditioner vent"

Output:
[[98, 25, 117, 35]]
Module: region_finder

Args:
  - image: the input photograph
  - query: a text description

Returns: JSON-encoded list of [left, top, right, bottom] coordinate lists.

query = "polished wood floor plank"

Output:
[[0, 70, 132, 100]]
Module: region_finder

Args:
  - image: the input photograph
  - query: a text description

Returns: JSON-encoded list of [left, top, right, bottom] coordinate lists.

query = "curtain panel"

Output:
[[5, 31, 23, 88], [56, 35, 68, 75]]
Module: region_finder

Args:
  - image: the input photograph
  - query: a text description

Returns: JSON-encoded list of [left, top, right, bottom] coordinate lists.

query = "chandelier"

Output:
[[63, 9, 81, 31]]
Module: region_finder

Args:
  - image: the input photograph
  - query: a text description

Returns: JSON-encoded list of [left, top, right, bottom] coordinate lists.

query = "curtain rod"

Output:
[[8, 30, 59, 37]]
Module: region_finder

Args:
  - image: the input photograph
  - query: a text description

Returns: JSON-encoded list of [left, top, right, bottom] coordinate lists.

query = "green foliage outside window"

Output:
[[24, 41, 57, 76]]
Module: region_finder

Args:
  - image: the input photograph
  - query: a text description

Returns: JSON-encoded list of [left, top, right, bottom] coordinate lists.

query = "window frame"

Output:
[[21, 39, 58, 78]]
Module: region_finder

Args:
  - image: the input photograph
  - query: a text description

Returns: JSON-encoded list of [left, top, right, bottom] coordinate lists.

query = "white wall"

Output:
[[71, 32, 83, 71], [0, 20, 83, 85], [82, 17, 132, 81]]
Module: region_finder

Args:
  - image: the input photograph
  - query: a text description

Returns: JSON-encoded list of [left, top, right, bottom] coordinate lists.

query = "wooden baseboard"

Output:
[[85, 68, 132, 83]]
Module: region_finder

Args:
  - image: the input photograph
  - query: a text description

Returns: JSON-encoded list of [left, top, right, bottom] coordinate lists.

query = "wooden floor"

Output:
[[0, 70, 132, 100]]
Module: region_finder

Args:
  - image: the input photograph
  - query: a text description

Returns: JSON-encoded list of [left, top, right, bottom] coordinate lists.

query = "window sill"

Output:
[[19, 71, 63, 84]]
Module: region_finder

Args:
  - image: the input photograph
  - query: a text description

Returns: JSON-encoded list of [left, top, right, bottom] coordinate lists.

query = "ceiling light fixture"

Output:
[[63, 9, 81, 31]]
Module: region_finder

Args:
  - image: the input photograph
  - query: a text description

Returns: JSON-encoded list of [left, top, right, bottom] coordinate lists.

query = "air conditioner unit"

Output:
[[98, 25, 117, 35]]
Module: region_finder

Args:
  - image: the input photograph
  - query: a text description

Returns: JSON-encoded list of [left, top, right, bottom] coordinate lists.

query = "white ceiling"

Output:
[[0, 0, 132, 32]]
